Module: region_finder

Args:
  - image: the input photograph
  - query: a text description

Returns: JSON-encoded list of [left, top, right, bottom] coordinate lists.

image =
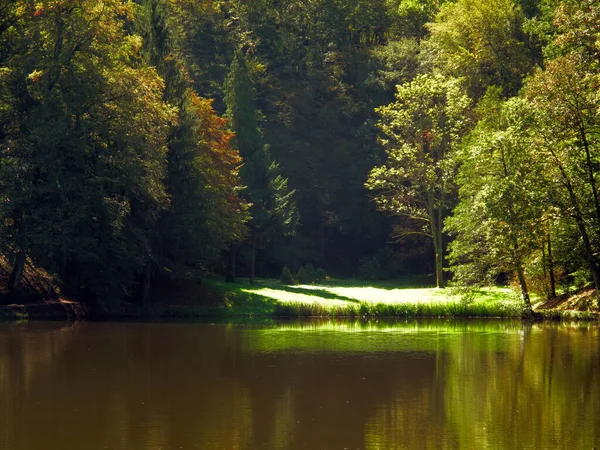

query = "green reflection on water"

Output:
[[0, 320, 598, 449]]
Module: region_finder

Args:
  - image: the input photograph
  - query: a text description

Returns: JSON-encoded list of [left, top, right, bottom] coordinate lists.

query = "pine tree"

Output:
[[135, 0, 248, 294], [224, 49, 297, 284]]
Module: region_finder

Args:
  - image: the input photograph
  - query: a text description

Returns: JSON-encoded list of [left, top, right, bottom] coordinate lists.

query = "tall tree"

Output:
[[447, 93, 545, 312], [366, 74, 470, 287], [136, 0, 247, 289], [523, 0, 600, 292], [0, 0, 174, 303], [224, 49, 296, 283]]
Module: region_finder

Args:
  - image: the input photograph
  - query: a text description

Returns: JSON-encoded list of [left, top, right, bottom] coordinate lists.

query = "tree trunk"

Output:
[[8, 251, 26, 294], [516, 264, 533, 314], [547, 234, 556, 299], [434, 243, 444, 289], [430, 208, 444, 288], [426, 188, 445, 288], [249, 232, 257, 285], [549, 149, 600, 293], [225, 246, 236, 283], [571, 208, 600, 292], [579, 125, 600, 237]]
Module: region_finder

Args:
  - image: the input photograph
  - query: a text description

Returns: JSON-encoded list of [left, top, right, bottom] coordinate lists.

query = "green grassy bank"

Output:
[[2, 276, 597, 321], [138, 277, 597, 321]]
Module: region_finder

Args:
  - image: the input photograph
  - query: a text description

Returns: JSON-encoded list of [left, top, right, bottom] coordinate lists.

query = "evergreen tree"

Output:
[[224, 49, 297, 284], [136, 0, 248, 290]]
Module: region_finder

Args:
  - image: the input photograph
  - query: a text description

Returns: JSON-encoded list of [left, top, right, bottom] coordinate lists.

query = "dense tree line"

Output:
[[1, 0, 598, 309]]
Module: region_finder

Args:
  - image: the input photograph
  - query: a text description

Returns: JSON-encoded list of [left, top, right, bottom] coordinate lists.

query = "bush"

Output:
[[296, 266, 310, 284], [314, 267, 328, 281], [305, 263, 316, 281], [358, 247, 404, 280], [280, 265, 296, 285]]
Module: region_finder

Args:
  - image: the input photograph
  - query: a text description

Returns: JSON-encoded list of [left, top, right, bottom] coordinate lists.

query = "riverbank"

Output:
[[0, 273, 598, 321], [188, 277, 598, 321]]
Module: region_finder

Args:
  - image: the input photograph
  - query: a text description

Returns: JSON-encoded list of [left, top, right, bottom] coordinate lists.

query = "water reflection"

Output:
[[0, 320, 598, 449]]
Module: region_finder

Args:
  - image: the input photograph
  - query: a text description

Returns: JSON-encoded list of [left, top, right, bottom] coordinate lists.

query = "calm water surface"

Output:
[[0, 320, 599, 449]]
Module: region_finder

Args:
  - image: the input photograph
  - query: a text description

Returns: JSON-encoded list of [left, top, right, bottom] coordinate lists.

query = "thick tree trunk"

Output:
[[8, 251, 26, 294], [249, 232, 257, 285], [225, 246, 236, 283], [547, 234, 556, 299]]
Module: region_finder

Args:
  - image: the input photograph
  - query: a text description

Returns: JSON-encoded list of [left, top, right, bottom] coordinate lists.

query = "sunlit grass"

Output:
[[200, 277, 526, 319], [244, 283, 512, 305]]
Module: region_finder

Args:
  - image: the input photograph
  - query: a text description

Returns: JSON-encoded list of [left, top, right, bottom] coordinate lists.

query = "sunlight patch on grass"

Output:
[[239, 287, 351, 306], [321, 286, 444, 304], [204, 277, 526, 318], [241, 283, 517, 307]]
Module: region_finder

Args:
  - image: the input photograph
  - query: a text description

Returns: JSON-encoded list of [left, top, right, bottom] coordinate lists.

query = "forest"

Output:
[[0, 0, 599, 314]]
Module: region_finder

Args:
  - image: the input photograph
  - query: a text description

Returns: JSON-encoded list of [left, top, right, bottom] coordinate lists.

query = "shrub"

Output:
[[358, 247, 404, 280], [280, 265, 296, 285], [314, 267, 328, 281], [305, 263, 316, 281], [296, 266, 310, 284]]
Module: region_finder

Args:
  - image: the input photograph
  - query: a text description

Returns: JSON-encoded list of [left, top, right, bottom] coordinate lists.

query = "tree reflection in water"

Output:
[[0, 321, 598, 449]]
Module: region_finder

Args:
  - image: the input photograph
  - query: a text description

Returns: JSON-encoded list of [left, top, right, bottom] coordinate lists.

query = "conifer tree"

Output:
[[136, 0, 247, 294], [224, 49, 297, 284]]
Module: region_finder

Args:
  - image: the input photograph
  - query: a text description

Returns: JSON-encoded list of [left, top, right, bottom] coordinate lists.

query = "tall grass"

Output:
[[273, 299, 525, 319]]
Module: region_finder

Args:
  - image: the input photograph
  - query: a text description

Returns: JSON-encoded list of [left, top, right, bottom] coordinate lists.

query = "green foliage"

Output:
[[296, 266, 310, 284], [366, 73, 471, 287], [447, 93, 546, 309], [359, 247, 404, 280], [224, 49, 297, 280], [0, 0, 250, 306], [135, 0, 248, 276], [2, 0, 599, 304], [424, 0, 535, 99], [0, 0, 176, 304], [314, 267, 328, 282], [280, 265, 296, 285], [392, 0, 442, 38], [293, 264, 328, 284], [366, 38, 421, 105]]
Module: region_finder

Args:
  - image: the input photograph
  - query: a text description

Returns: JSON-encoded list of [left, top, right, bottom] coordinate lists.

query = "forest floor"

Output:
[[0, 258, 598, 320]]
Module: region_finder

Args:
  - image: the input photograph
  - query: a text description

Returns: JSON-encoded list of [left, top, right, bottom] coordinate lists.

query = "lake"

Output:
[[0, 320, 598, 449]]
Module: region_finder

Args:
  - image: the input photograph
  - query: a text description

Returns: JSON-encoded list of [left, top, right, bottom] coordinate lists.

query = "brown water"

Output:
[[0, 320, 599, 449]]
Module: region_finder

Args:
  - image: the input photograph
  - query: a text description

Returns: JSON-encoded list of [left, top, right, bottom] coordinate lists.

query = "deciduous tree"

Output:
[[366, 74, 470, 287]]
